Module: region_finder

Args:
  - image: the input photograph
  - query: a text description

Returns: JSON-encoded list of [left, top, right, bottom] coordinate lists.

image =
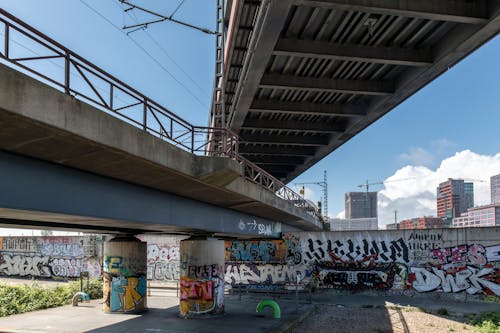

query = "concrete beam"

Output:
[[239, 145, 317, 156], [274, 38, 433, 66], [250, 98, 367, 117], [241, 118, 346, 133], [293, 0, 489, 24], [260, 73, 394, 95], [229, 0, 294, 132], [240, 133, 329, 146]]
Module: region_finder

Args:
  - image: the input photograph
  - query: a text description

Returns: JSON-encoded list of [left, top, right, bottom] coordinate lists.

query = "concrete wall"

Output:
[[224, 228, 500, 300], [0, 236, 102, 278]]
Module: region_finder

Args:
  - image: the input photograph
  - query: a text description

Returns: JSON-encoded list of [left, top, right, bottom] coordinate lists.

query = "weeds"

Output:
[[469, 312, 500, 333], [437, 308, 449, 316], [0, 279, 102, 317]]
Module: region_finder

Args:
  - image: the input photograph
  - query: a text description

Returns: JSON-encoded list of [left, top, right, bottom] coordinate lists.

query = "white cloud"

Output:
[[398, 147, 434, 167], [378, 150, 500, 227], [335, 210, 345, 219]]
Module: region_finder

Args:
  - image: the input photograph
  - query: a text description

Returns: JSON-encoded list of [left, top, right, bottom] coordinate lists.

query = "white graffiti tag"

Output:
[[410, 266, 500, 296], [0, 255, 51, 277]]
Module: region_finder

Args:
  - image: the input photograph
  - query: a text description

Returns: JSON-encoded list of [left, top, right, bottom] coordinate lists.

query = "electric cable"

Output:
[[79, 0, 208, 109]]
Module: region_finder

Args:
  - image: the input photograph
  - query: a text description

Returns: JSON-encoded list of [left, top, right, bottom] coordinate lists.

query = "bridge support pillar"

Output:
[[179, 237, 224, 318], [102, 236, 147, 314]]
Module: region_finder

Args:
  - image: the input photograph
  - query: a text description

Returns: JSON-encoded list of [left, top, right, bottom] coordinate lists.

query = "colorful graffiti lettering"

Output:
[[225, 240, 288, 263], [103, 273, 147, 313], [179, 276, 224, 316], [110, 276, 147, 312], [410, 266, 500, 295]]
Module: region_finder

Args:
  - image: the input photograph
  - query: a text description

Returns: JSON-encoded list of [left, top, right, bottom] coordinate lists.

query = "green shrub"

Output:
[[437, 308, 449, 316], [0, 278, 103, 317], [470, 312, 500, 333]]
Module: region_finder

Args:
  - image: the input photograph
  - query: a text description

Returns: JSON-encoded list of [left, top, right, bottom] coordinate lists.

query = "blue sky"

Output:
[[1, 1, 499, 234]]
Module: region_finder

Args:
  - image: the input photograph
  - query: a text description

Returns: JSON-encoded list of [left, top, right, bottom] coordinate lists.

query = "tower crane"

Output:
[[356, 177, 415, 218], [295, 170, 328, 219]]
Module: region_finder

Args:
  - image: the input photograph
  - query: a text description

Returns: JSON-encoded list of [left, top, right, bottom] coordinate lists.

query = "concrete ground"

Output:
[[0, 293, 311, 333], [0, 287, 498, 333]]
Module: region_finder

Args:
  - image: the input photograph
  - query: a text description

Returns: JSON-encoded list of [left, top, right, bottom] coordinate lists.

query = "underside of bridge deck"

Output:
[[222, 0, 500, 181]]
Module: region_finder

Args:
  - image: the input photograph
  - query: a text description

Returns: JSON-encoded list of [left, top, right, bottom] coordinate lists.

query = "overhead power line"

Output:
[[78, 0, 208, 109], [115, 0, 209, 97], [119, 0, 216, 35]]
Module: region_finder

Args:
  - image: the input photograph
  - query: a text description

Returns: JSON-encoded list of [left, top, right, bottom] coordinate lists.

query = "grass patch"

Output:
[[0, 279, 102, 317], [469, 312, 500, 333]]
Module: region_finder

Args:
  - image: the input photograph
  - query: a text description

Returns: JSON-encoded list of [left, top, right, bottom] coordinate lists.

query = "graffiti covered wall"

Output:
[[0, 236, 102, 278], [137, 235, 186, 281], [224, 228, 500, 298]]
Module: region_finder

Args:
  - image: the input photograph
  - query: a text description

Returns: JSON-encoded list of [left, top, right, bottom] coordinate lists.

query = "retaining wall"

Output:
[[224, 228, 500, 300]]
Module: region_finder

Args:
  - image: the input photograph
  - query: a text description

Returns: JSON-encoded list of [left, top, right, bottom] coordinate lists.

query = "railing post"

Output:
[[143, 98, 147, 131], [109, 85, 114, 110], [191, 127, 195, 153], [64, 50, 70, 94], [4, 24, 9, 58]]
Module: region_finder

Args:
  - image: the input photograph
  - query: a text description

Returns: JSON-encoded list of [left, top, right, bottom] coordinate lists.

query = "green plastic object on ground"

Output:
[[256, 299, 281, 319]]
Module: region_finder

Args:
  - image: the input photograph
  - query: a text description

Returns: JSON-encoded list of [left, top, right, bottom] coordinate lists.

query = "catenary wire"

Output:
[[79, 0, 209, 109]]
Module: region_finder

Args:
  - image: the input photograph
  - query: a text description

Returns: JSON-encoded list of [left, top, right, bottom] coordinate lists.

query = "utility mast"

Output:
[[295, 170, 328, 219]]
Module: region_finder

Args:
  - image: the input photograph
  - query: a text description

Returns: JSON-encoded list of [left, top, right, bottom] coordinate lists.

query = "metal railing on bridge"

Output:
[[0, 9, 323, 224]]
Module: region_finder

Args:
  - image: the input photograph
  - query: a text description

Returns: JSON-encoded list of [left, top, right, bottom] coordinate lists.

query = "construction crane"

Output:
[[356, 177, 415, 218], [295, 170, 328, 219], [357, 177, 416, 192]]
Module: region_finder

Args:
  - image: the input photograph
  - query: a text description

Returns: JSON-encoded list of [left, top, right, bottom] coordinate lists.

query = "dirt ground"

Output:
[[292, 304, 479, 333]]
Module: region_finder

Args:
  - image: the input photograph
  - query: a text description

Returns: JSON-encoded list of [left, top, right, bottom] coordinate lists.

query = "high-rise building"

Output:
[[345, 192, 377, 219], [491, 174, 500, 204], [436, 179, 474, 219], [464, 182, 474, 211], [452, 204, 500, 227]]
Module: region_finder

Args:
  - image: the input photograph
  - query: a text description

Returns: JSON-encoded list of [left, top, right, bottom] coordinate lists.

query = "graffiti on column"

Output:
[[179, 264, 224, 315], [103, 254, 147, 313]]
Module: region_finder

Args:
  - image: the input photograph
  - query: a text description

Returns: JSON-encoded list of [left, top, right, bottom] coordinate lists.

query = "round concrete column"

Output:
[[102, 236, 147, 313], [179, 238, 224, 318]]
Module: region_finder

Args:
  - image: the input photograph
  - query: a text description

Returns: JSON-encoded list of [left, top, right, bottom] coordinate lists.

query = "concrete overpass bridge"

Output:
[[1, 2, 499, 318], [220, 0, 500, 181], [0, 9, 323, 238]]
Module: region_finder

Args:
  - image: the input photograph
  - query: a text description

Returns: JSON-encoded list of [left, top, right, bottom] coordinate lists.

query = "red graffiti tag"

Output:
[[180, 279, 213, 301]]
